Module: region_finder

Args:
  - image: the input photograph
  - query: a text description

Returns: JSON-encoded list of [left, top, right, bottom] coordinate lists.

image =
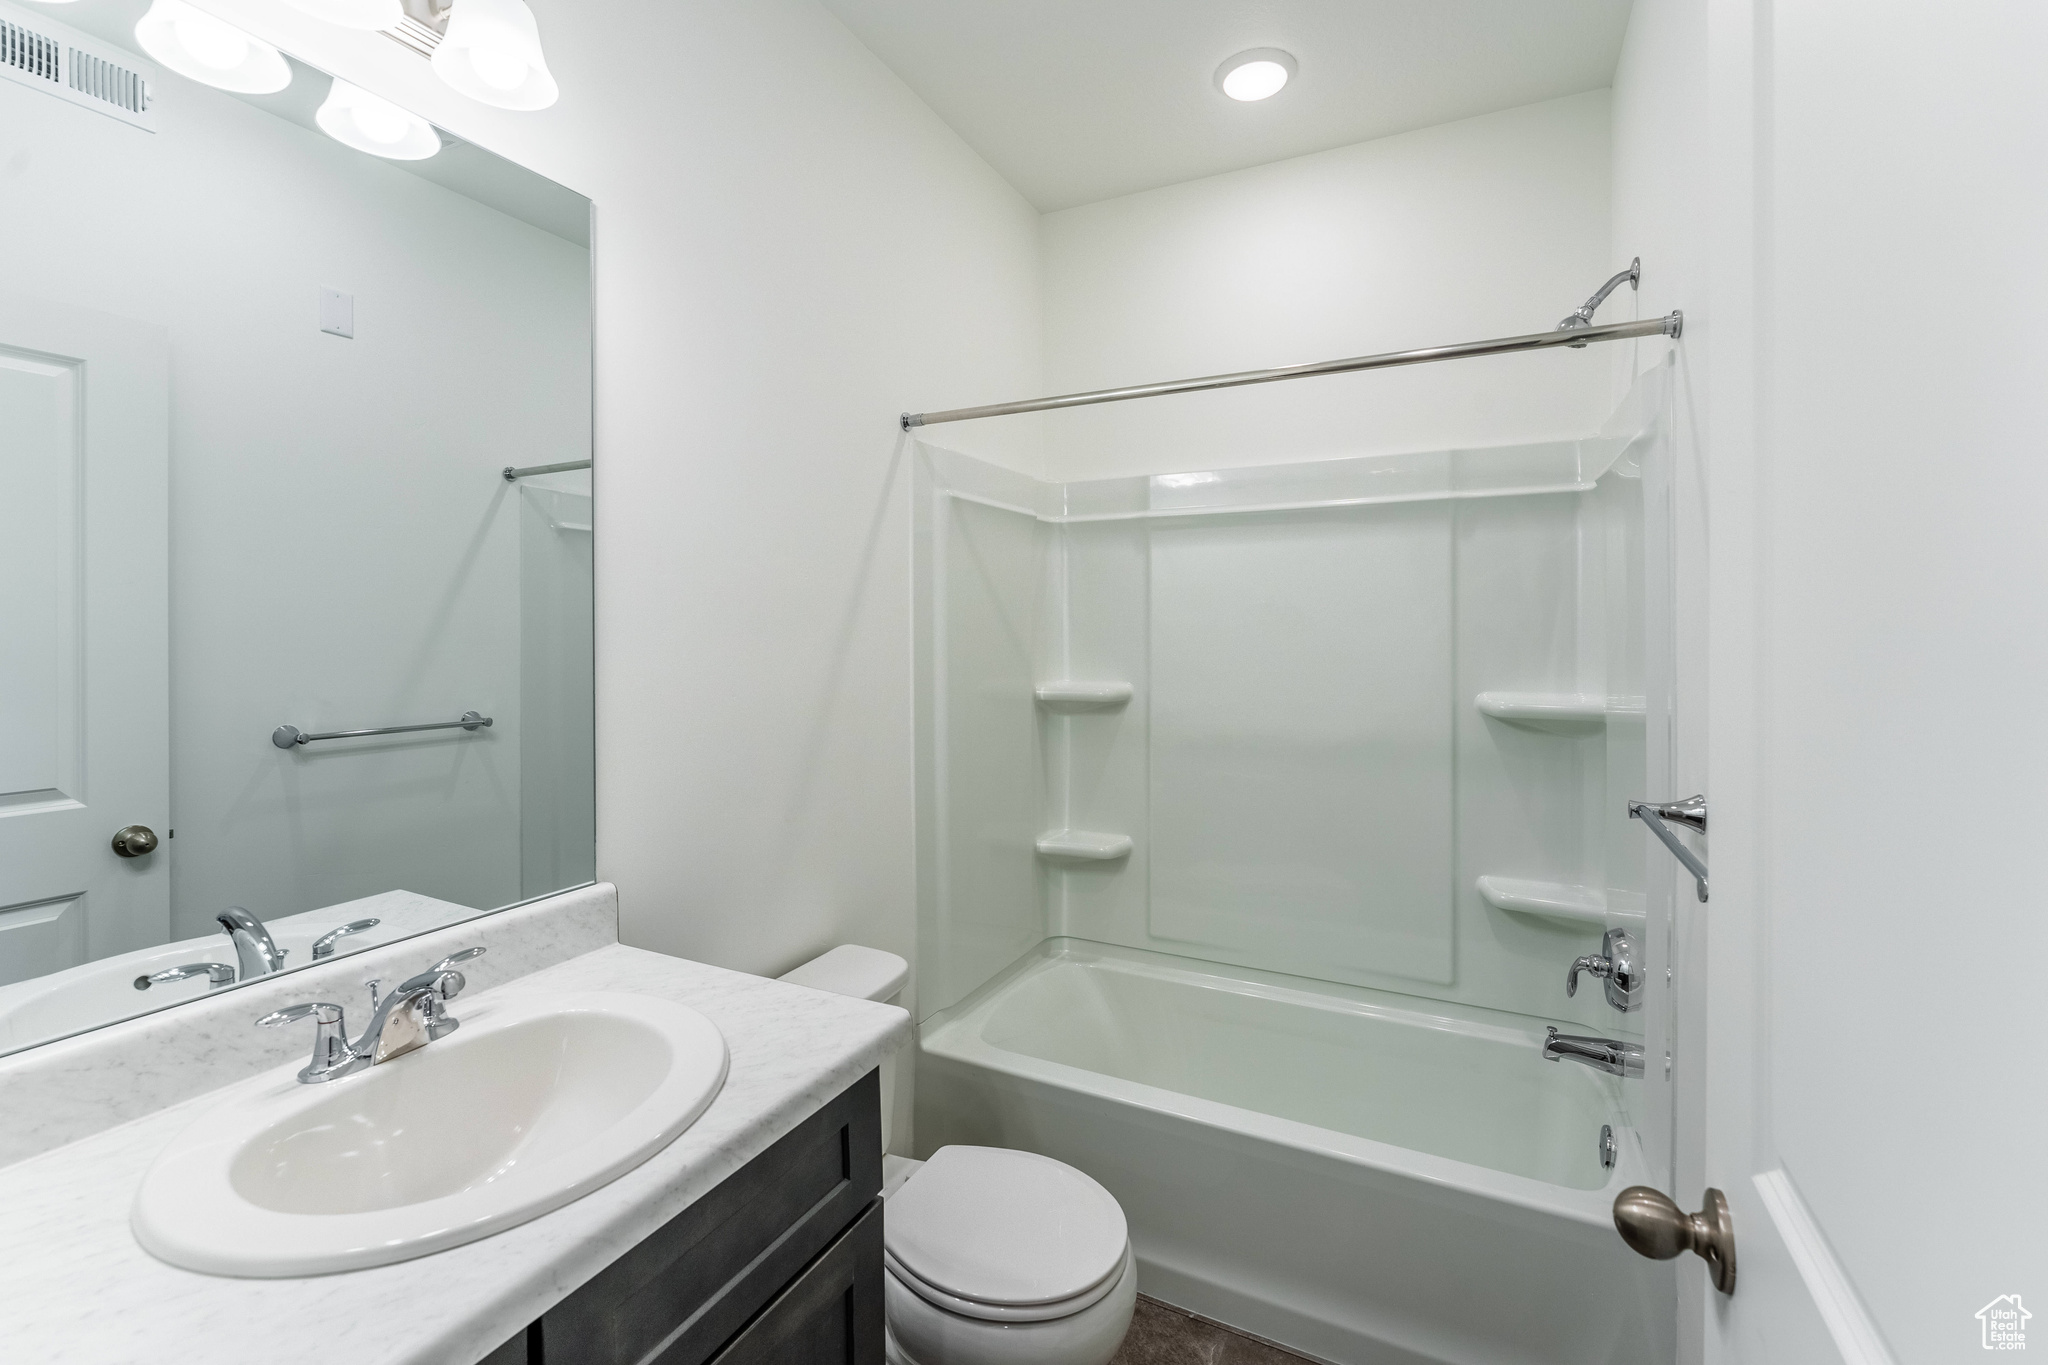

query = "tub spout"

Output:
[[1543, 1027, 1645, 1078]]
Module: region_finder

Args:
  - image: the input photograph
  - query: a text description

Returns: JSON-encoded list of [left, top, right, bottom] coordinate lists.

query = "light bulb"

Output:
[[315, 78, 440, 160], [431, 0, 557, 110], [350, 101, 410, 144], [1214, 49, 1296, 102], [134, 0, 291, 94], [467, 45, 529, 92], [172, 13, 247, 70]]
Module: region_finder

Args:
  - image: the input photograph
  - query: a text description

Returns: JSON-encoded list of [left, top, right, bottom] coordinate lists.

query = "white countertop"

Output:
[[0, 943, 910, 1365]]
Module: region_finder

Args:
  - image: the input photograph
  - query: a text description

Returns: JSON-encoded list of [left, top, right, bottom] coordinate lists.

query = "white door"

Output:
[[0, 292, 169, 987], [1682, 4, 2047, 1362]]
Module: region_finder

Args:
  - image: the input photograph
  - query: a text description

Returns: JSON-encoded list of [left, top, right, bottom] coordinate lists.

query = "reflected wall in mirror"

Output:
[[0, 0, 593, 1056]]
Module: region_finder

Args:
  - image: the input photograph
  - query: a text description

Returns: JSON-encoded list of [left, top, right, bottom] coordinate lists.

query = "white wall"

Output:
[[0, 64, 590, 939], [178, 0, 1047, 1011], [1034, 90, 1615, 482]]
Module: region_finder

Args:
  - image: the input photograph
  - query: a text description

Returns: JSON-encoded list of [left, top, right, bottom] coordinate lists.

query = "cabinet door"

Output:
[[708, 1201, 882, 1365], [540, 1070, 881, 1365]]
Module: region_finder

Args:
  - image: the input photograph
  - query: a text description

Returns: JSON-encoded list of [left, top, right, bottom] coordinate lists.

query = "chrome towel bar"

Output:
[[502, 459, 591, 481], [1630, 796, 1708, 901], [272, 711, 493, 750]]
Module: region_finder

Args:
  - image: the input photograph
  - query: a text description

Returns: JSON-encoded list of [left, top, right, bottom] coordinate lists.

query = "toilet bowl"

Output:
[[781, 948, 1138, 1365]]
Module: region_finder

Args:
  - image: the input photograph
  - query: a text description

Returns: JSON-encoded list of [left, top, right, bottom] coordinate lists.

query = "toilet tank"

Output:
[[779, 945, 910, 1150]]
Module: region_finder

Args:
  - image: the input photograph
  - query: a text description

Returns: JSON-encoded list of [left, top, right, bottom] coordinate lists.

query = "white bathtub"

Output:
[[915, 940, 1674, 1365]]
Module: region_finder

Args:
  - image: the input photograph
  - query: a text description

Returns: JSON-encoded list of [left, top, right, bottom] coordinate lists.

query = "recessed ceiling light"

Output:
[[315, 78, 441, 160], [134, 0, 290, 94], [1215, 48, 1296, 102]]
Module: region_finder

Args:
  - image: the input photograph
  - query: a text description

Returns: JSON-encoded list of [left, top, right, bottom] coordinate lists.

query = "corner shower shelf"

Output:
[[1474, 692, 1646, 730], [1035, 830, 1133, 861], [1476, 876, 1644, 928], [1034, 682, 1134, 712]]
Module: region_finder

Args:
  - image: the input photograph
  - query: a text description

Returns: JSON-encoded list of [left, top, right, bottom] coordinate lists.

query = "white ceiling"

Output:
[[819, 0, 1634, 212]]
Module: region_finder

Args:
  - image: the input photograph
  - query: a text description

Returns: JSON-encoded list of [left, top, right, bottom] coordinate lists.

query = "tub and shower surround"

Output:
[[909, 370, 1679, 1364], [918, 940, 1673, 1365]]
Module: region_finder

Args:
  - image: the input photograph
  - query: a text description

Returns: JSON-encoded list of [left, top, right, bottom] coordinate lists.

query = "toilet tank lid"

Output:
[[778, 945, 909, 1003]]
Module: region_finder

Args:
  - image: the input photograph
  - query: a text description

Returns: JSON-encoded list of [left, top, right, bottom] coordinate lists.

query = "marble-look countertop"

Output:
[[0, 943, 910, 1365], [0, 884, 619, 1167]]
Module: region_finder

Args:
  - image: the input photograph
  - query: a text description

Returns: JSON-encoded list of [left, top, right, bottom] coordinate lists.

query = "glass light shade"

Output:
[[134, 0, 290, 94], [279, 0, 403, 31], [314, 78, 441, 160], [1215, 48, 1296, 102], [430, 0, 558, 111]]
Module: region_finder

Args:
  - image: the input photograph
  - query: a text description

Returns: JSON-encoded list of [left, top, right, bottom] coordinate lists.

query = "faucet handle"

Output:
[[1567, 954, 1613, 997], [397, 947, 485, 997], [256, 1002, 360, 1082], [256, 1002, 343, 1029], [429, 946, 485, 975], [311, 918, 381, 961]]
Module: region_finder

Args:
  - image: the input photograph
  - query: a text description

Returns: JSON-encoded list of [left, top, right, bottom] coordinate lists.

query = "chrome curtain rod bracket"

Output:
[[901, 260, 1680, 429], [1630, 796, 1708, 902], [503, 459, 592, 481], [273, 711, 493, 750]]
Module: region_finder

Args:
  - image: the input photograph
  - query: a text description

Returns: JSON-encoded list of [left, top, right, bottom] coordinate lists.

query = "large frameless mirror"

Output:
[[0, 0, 593, 1056]]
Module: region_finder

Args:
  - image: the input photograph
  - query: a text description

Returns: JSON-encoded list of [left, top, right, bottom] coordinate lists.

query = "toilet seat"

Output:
[[884, 1245, 1130, 1323], [884, 1146, 1128, 1323]]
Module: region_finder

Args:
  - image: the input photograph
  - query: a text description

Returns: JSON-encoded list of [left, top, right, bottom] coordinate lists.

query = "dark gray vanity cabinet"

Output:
[[480, 1071, 883, 1365]]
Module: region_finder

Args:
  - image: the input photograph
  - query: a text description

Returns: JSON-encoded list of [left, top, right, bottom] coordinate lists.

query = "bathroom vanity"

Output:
[[480, 1073, 883, 1365], [0, 886, 906, 1365]]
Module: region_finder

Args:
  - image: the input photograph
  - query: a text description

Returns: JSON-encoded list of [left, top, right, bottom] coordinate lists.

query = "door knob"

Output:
[[111, 825, 159, 858], [1613, 1185, 1736, 1294]]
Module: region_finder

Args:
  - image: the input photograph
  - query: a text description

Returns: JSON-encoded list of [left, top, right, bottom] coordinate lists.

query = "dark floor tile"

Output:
[[1112, 1297, 1318, 1365], [1112, 1297, 1221, 1365]]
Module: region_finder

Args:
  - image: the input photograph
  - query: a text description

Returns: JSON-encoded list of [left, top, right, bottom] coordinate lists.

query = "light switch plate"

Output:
[[318, 287, 354, 339]]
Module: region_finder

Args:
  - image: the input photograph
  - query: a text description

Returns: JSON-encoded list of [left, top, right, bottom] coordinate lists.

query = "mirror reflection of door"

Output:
[[0, 295, 170, 1015]]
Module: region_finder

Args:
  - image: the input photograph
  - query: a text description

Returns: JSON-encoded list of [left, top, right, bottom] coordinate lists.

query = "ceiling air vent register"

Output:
[[0, 2, 157, 131]]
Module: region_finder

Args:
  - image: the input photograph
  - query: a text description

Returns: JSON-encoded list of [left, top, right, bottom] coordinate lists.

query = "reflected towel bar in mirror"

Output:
[[502, 459, 592, 481], [272, 712, 494, 749]]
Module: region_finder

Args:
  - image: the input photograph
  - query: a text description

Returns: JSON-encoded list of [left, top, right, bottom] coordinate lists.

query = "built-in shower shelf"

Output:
[[1474, 692, 1646, 729], [1476, 876, 1644, 928], [1034, 682, 1134, 712], [1035, 830, 1133, 861]]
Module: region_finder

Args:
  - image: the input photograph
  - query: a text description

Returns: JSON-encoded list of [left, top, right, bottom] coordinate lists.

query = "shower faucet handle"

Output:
[[1566, 929, 1642, 1012]]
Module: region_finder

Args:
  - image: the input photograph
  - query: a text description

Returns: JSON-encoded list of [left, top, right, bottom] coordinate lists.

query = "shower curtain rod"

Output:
[[900, 309, 1681, 431]]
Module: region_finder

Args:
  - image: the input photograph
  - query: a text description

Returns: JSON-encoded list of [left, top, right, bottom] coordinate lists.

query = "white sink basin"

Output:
[[132, 991, 727, 1276]]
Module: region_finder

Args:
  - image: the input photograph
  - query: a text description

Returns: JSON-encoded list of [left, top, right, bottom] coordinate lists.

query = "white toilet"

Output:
[[780, 946, 1138, 1365]]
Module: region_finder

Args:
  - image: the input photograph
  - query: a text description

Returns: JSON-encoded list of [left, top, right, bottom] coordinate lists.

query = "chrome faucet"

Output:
[[1543, 1026, 1645, 1078], [256, 947, 485, 1083], [218, 907, 287, 979], [134, 962, 235, 991], [1567, 928, 1642, 1013]]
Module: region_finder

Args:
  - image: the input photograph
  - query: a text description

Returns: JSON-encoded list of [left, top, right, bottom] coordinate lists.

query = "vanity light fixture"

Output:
[[430, 0, 558, 110], [1214, 48, 1295, 102], [133, 0, 290, 94], [280, 0, 403, 31], [315, 77, 441, 159]]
